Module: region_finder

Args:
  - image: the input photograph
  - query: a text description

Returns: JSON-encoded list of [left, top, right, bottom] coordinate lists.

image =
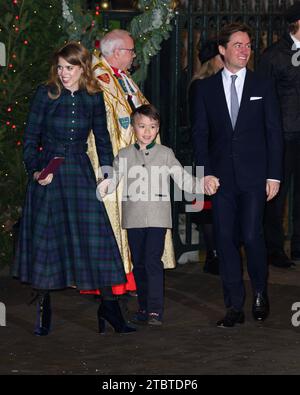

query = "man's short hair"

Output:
[[218, 23, 252, 48], [131, 104, 161, 125], [100, 29, 132, 57]]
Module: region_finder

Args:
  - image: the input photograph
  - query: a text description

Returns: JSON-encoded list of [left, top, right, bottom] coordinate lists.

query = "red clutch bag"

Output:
[[38, 157, 65, 181]]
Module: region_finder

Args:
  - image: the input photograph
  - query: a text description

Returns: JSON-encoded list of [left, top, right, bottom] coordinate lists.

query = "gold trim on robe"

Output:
[[87, 55, 176, 272]]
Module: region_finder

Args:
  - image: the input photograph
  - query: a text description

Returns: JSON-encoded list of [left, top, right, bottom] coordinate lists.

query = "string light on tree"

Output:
[[100, 1, 110, 9]]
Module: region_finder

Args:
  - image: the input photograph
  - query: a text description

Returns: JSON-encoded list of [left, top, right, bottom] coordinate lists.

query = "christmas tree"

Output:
[[0, 0, 67, 269]]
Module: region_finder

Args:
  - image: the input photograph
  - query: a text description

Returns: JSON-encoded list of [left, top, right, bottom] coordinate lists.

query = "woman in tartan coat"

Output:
[[12, 42, 136, 336]]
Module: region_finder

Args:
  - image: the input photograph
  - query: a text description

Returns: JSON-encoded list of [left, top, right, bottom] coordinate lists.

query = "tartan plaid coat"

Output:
[[12, 85, 126, 290]]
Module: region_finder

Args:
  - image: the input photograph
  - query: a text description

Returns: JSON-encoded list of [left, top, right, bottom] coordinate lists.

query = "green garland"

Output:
[[130, 1, 175, 83], [61, 0, 102, 51], [62, 0, 176, 83]]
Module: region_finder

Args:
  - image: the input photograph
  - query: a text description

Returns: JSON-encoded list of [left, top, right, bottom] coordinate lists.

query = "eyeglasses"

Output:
[[118, 48, 135, 53]]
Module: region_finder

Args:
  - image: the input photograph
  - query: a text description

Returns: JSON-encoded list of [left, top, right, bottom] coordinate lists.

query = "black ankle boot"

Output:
[[97, 299, 136, 334], [34, 292, 51, 336]]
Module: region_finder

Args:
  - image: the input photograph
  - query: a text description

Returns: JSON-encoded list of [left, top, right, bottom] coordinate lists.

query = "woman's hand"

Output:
[[33, 171, 53, 186], [97, 178, 111, 198]]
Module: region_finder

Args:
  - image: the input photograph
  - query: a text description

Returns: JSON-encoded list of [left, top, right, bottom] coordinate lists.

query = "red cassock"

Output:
[[80, 272, 136, 296]]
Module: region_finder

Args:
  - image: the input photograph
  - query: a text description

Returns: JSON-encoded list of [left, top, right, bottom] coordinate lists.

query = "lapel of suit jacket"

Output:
[[233, 69, 253, 133]]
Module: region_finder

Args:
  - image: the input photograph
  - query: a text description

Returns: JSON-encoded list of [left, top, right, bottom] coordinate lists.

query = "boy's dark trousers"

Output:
[[127, 227, 167, 316]]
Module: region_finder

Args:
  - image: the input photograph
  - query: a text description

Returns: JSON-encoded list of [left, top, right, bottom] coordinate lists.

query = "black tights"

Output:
[[100, 287, 115, 300]]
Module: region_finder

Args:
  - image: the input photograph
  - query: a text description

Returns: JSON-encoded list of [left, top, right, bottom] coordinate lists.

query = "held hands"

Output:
[[266, 180, 280, 201], [204, 175, 220, 196], [33, 171, 53, 186]]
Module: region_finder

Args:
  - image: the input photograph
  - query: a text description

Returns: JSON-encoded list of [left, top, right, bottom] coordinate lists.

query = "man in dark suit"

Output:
[[191, 23, 283, 327], [258, 2, 300, 268]]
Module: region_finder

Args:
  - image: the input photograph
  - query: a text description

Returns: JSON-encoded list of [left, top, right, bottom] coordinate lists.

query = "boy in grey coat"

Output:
[[98, 104, 219, 325]]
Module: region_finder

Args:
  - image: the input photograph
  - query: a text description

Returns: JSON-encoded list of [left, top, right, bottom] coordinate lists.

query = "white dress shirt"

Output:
[[222, 66, 246, 119]]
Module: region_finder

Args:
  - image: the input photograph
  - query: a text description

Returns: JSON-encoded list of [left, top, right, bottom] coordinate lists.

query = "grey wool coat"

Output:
[[105, 143, 202, 229]]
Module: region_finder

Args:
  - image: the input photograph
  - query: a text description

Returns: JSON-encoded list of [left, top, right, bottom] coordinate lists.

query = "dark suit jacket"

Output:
[[191, 69, 283, 190]]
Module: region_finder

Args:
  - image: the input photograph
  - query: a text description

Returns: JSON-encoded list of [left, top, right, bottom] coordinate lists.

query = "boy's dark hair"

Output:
[[288, 21, 300, 35], [131, 104, 160, 125], [218, 22, 252, 48]]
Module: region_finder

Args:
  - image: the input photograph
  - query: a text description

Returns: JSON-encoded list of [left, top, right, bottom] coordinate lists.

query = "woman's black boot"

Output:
[[97, 299, 136, 334]]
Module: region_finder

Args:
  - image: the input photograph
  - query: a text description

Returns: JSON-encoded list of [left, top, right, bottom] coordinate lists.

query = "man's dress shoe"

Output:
[[217, 308, 245, 327], [252, 292, 269, 321]]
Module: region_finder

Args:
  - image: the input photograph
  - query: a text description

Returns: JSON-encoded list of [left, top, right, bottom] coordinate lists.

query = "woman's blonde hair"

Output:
[[191, 59, 216, 82], [46, 41, 101, 99]]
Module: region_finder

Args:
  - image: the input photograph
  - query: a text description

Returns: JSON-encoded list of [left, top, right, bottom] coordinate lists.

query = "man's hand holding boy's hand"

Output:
[[204, 175, 220, 195]]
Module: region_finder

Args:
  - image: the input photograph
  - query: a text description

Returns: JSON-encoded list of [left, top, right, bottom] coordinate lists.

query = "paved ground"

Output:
[[1, 256, 300, 376]]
